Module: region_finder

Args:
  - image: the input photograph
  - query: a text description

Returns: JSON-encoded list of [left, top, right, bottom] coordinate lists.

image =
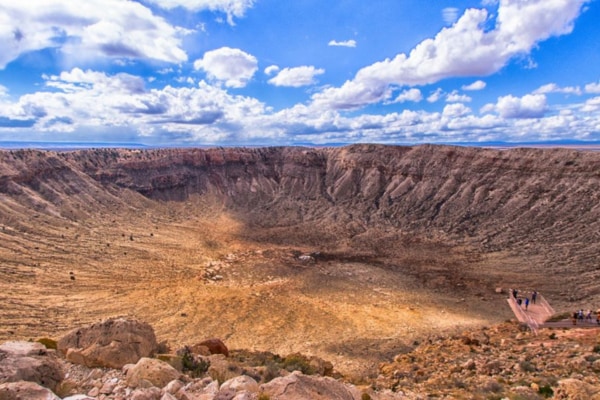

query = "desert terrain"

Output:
[[1, 144, 599, 380]]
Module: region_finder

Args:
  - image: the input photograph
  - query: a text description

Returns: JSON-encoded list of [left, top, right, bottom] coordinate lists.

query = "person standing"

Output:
[[525, 297, 530, 310], [532, 291, 537, 304]]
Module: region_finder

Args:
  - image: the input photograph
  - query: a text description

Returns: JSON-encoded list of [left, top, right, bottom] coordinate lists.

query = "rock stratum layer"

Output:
[[2, 144, 599, 272]]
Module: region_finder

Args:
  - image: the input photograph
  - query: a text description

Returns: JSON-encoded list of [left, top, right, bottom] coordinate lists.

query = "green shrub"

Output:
[[282, 353, 316, 375], [180, 346, 210, 377], [545, 312, 571, 323], [538, 384, 554, 398]]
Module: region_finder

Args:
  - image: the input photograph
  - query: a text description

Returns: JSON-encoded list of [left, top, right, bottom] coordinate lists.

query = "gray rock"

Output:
[[162, 379, 184, 395], [220, 375, 259, 394], [130, 387, 162, 400], [0, 342, 48, 357], [0, 341, 64, 392], [0, 381, 60, 400]]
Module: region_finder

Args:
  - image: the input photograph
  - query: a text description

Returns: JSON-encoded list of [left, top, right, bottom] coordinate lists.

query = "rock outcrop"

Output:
[[0, 381, 61, 400], [0, 341, 64, 392], [57, 318, 158, 369]]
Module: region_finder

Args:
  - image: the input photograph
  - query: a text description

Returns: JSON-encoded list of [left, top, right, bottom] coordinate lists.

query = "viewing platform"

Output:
[[507, 290, 600, 333]]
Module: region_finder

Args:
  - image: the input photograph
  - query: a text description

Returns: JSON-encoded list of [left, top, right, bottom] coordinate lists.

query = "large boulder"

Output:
[[219, 375, 259, 394], [0, 341, 64, 392], [259, 371, 361, 400], [0, 381, 60, 400], [126, 358, 181, 389], [57, 318, 158, 369], [194, 339, 229, 357]]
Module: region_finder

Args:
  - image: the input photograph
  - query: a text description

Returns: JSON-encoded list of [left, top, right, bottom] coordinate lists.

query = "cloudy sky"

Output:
[[0, 0, 598, 146]]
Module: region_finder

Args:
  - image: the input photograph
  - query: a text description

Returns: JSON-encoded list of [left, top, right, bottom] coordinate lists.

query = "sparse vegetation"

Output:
[[538, 384, 553, 398], [282, 353, 316, 375], [545, 312, 571, 323], [36, 337, 57, 349], [179, 346, 210, 378]]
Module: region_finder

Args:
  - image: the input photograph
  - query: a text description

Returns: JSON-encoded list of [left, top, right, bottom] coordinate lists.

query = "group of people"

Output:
[[511, 289, 537, 311], [571, 309, 600, 325]]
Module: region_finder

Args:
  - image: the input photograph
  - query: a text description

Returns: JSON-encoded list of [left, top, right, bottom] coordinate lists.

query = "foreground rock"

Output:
[[260, 371, 361, 400], [125, 357, 181, 388], [376, 321, 600, 398], [57, 318, 158, 369], [6, 317, 600, 399], [0, 381, 60, 400], [554, 378, 600, 400], [0, 341, 64, 392]]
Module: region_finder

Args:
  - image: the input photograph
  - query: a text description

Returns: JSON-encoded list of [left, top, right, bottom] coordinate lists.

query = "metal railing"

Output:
[[507, 289, 542, 334]]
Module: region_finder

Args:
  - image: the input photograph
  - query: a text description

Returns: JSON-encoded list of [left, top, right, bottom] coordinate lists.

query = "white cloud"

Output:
[[427, 89, 444, 103], [311, 0, 589, 110], [584, 81, 600, 94], [0, 84, 8, 98], [446, 91, 472, 103], [2, 68, 599, 145], [442, 103, 472, 118], [264, 65, 280, 76], [328, 39, 357, 48], [442, 7, 459, 25], [581, 96, 600, 112], [46, 68, 146, 94], [144, 0, 255, 25], [0, 68, 271, 142], [462, 80, 486, 91], [268, 66, 325, 88], [490, 94, 547, 119], [0, 0, 188, 69], [194, 47, 258, 88], [533, 83, 581, 95], [392, 88, 422, 103]]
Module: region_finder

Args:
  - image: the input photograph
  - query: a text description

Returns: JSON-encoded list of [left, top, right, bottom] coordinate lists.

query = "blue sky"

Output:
[[0, 0, 598, 146]]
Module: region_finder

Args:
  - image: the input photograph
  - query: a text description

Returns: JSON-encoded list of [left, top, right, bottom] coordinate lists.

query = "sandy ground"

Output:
[[0, 197, 524, 379]]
